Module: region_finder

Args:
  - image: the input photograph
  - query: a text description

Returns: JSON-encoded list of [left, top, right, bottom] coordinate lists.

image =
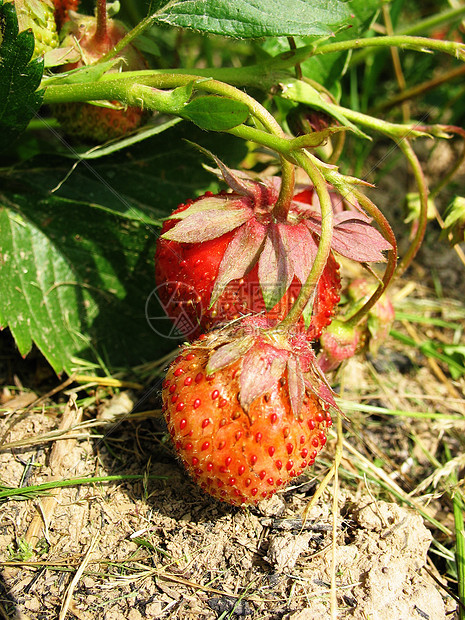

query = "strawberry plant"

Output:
[[1, 0, 464, 377], [1, 0, 465, 614], [1, 0, 464, 489]]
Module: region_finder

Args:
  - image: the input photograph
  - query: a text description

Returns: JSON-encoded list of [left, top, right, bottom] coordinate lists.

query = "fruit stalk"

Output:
[[394, 138, 428, 279], [94, 0, 107, 44], [96, 0, 180, 63], [44, 72, 296, 214], [277, 150, 334, 330], [337, 187, 397, 328]]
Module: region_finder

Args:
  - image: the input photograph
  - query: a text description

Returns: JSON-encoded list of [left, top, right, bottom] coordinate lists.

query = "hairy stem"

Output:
[[273, 161, 295, 221], [278, 151, 333, 330], [351, 5, 465, 66], [93, 0, 108, 44], [98, 0, 180, 63], [395, 139, 428, 279], [323, 169, 397, 327], [311, 35, 465, 63]]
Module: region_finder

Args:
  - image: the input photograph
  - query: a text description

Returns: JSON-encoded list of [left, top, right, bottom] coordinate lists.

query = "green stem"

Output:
[[323, 170, 397, 327], [326, 104, 429, 140], [278, 151, 334, 330], [351, 5, 465, 66], [453, 489, 465, 620], [273, 161, 295, 221], [42, 63, 283, 92], [98, 0, 180, 63], [444, 443, 465, 620], [395, 139, 428, 279], [311, 35, 465, 63], [43, 73, 295, 216]]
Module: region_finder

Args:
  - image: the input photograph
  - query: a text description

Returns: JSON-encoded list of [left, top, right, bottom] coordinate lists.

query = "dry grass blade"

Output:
[[59, 532, 101, 620], [0, 409, 162, 452], [25, 393, 83, 548], [330, 413, 342, 620], [341, 435, 453, 536]]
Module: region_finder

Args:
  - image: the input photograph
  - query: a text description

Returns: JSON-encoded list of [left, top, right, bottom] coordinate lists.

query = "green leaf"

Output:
[[0, 124, 247, 374], [0, 1, 44, 151], [280, 79, 369, 139], [156, 0, 350, 38], [42, 59, 119, 86], [442, 345, 465, 380], [261, 0, 381, 96], [0, 188, 178, 375], [182, 96, 249, 131]]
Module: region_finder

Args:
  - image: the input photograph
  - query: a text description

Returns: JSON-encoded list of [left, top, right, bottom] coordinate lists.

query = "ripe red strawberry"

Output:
[[156, 192, 341, 341], [53, 0, 148, 142], [155, 154, 392, 341], [162, 319, 335, 506]]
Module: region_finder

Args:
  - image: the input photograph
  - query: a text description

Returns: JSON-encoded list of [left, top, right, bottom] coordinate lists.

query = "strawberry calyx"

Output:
[[190, 316, 339, 419], [162, 152, 393, 319], [58, 3, 147, 70]]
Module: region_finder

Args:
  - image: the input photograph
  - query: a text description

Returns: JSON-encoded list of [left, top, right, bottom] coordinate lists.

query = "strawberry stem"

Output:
[[272, 161, 295, 221], [308, 35, 465, 63], [331, 184, 397, 328], [277, 151, 334, 330], [93, 0, 108, 45], [394, 139, 428, 279]]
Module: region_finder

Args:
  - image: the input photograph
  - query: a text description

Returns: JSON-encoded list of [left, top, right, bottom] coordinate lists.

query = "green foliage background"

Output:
[[0, 0, 463, 375]]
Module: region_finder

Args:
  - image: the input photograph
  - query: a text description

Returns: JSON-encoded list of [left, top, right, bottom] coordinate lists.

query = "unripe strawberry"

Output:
[[318, 319, 360, 373], [347, 279, 395, 356], [53, 0, 148, 142], [9, 0, 59, 58], [318, 278, 396, 371]]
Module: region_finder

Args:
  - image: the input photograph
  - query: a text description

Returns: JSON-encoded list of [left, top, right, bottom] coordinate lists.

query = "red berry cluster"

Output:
[[155, 158, 392, 506]]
